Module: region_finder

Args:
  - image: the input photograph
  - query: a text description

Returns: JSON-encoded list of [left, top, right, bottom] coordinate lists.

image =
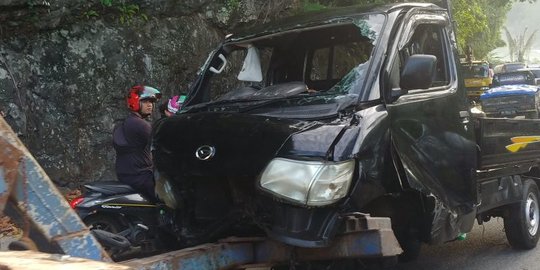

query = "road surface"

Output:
[[396, 218, 538, 270]]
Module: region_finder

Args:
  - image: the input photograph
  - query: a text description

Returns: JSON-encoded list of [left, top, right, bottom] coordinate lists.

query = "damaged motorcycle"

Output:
[[70, 181, 179, 260]]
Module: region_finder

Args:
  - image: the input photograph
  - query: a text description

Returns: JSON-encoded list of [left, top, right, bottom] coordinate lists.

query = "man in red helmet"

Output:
[[113, 85, 162, 200]]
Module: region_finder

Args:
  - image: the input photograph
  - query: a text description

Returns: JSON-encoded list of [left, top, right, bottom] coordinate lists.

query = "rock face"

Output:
[[0, 0, 298, 186]]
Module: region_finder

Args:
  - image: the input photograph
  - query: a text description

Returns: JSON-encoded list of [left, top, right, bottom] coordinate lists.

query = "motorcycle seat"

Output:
[[84, 181, 136, 195]]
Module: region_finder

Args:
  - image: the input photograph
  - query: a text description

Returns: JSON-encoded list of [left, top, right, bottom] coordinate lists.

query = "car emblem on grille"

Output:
[[195, 145, 216, 161]]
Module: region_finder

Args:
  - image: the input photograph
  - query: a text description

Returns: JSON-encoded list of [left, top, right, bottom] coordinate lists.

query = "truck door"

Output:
[[384, 10, 478, 210]]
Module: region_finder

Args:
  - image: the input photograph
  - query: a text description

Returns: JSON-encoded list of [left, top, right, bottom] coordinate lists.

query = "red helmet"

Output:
[[126, 85, 162, 112]]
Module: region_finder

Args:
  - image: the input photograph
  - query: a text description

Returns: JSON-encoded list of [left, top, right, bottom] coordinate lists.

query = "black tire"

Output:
[[91, 229, 131, 249], [361, 256, 398, 270], [84, 214, 124, 233], [504, 179, 540, 250], [85, 215, 132, 260], [397, 235, 421, 262]]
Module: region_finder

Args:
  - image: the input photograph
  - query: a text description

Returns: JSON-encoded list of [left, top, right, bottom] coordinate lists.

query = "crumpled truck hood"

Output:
[[152, 112, 349, 178]]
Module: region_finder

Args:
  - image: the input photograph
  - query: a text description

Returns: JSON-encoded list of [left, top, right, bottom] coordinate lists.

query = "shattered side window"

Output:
[[328, 62, 370, 94], [333, 43, 364, 79], [355, 18, 381, 42], [311, 48, 330, 81]]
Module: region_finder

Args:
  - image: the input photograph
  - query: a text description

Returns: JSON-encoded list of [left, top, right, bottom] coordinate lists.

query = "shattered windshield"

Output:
[[191, 13, 385, 116]]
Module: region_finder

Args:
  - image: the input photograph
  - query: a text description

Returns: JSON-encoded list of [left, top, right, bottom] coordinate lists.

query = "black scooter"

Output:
[[70, 181, 178, 260]]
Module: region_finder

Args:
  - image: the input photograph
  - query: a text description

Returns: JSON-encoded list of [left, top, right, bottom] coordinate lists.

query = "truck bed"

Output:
[[478, 117, 540, 170], [475, 117, 540, 214]]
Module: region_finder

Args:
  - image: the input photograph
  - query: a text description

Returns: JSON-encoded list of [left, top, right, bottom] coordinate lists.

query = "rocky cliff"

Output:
[[0, 0, 297, 187]]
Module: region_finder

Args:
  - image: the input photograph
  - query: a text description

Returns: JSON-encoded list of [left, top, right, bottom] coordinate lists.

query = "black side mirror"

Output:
[[400, 54, 437, 90]]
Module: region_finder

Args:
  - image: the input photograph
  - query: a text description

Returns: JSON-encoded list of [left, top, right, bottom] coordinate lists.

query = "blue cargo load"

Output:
[[480, 84, 539, 100]]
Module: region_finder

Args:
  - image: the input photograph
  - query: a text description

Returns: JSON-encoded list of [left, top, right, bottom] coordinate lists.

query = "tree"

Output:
[[504, 26, 538, 62], [456, 0, 511, 59]]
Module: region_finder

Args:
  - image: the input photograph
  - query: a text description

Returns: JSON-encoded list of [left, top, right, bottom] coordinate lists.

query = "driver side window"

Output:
[[389, 23, 450, 91]]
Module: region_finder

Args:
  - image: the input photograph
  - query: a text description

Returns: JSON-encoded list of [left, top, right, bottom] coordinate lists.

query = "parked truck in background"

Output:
[[481, 69, 540, 119], [461, 60, 492, 100], [150, 2, 540, 267], [494, 62, 526, 74]]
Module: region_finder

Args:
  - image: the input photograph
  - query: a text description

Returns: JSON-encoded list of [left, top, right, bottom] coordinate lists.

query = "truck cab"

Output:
[[461, 60, 492, 100], [152, 3, 540, 265]]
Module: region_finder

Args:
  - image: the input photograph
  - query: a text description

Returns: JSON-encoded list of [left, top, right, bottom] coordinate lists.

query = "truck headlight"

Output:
[[259, 158, 355, 206]]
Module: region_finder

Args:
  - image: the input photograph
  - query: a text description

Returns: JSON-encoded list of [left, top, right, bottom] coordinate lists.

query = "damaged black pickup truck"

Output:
[[151, 2, 540, 267]]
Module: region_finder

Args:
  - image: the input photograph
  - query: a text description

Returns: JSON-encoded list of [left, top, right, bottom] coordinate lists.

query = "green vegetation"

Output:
[[100, 0, 113, 7], [301, 1, 328, 12], [451, 0, 512, 60], [226, 0, 241, 11], [82, 10, 99, 19], [485, 51, 505, 66], [504, 26, 538, 62], [117, 3, 142, 25], [81, 0, 147, 25]]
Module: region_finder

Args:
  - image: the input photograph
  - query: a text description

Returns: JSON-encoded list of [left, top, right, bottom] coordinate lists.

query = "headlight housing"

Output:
[[154, 171, 180, 209], [259, 158, 355, 206]]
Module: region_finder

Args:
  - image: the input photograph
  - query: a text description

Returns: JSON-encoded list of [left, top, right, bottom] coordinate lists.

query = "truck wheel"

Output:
[[397, 236, 421, 262], [504, 179, 540, 249]]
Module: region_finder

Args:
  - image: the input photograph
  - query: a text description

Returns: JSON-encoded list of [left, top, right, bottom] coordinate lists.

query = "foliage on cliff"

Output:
[[2, 0, 535, 61]]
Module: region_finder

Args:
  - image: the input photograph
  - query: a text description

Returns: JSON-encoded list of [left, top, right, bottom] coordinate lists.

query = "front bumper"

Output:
[[467, 87, 489, 99], [467, 90, 485, 98], [258, 213, 403, 261], [264, 201, 402, 256], [485, 108, 536, 117], [266, 203, 341, 247], [122, 214, 402, 269]]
